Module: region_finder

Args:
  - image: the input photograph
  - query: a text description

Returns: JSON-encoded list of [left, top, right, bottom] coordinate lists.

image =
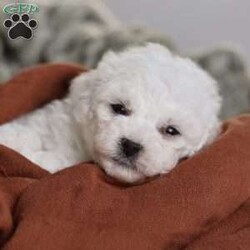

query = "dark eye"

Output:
[[110, 103, 130, 116], [162, 126, 180, 136]]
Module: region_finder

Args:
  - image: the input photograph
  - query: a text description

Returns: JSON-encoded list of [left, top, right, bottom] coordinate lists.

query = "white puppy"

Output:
[[0, 44, 221, 182]]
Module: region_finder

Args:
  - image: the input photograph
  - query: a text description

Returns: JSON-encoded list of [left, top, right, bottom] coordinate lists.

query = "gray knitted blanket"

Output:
[[0, 0, 249, 119]]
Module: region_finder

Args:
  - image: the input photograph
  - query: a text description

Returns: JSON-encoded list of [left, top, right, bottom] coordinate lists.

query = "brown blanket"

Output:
[[0, 64, 249, 250]]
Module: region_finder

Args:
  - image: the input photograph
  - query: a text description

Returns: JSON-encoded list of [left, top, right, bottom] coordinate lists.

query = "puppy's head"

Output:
[[70, 44, 221, 183]]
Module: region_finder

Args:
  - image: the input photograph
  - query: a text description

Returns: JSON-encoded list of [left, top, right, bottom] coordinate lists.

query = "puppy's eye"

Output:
[[110, 103, 130, 116], [161, 126, 181, 136]]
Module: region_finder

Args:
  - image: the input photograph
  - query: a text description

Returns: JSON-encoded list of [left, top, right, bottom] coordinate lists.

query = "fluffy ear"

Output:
[[204, 118, 222, 146], [69, 70, 97, 123], [195, 91, 222, 153], [197, 112, 222, 152]]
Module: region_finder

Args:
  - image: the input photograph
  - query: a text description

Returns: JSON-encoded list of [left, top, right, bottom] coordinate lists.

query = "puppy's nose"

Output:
[[120, 138, 143, 158]]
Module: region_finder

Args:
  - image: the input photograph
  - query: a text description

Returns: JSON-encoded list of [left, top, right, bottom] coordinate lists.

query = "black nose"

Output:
[[120, 138, 143, 158]]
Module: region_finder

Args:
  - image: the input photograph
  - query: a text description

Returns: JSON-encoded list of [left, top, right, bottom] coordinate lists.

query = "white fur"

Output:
[[0, 44, 221, 182]]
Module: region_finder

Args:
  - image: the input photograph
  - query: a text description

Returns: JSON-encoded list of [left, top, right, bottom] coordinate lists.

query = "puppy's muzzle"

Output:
[[120, 138, 143, 158]]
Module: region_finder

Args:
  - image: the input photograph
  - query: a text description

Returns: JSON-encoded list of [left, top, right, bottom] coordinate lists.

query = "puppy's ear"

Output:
[[69, 71, 97, 123], [196, 113, 222, 152], [194, 92, 222, 152], [203, 119, 222, 147]]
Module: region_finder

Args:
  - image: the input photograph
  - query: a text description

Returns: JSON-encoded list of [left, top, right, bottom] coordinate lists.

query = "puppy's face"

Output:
[[71, 44, 221, 183]]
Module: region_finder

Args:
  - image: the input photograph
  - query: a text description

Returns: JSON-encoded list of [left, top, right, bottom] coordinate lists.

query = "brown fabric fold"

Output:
[[0, 63, 249, 250]]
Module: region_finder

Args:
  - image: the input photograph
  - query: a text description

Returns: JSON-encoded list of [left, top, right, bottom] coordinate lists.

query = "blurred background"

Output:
[[104, 0, 250, 62], [0, 0, 249, 119]]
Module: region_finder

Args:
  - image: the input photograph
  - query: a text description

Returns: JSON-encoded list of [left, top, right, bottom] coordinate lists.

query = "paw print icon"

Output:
[[4, 13, 38, 40]]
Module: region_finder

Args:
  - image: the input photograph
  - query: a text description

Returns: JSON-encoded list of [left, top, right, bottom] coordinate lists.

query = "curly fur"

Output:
[[0, 44, 221, 182]]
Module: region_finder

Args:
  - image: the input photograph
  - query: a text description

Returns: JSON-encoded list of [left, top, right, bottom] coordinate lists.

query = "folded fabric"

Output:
[[0, 64, 249, 250]]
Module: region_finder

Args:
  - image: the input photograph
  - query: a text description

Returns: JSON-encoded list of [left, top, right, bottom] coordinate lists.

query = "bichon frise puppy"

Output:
[[0, 44, 221, 182]]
